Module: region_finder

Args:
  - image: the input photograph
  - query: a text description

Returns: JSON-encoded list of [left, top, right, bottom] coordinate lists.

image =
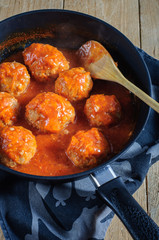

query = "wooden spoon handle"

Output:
[[119, 75, 159, 113], [88, 49, 159, 113], [91, 55, 159, 113]]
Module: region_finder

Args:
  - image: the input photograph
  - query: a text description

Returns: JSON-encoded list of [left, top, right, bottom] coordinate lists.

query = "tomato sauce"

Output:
[[2, 49, 136, 176]]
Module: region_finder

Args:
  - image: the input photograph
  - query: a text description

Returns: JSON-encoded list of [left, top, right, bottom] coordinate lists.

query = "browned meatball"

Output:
[[23, 43, 69, 82], [0, 126, 37, 167], [25, 92, 75, 133], [66, 128, 110, 168], [0, 92, 19, 129], [0, 62, 30, 96], [55, 67, 93, 101], [84, 94, 121, 127]]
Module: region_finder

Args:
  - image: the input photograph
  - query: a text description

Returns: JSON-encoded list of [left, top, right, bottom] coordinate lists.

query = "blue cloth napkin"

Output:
[[0, 49, 158, 240]]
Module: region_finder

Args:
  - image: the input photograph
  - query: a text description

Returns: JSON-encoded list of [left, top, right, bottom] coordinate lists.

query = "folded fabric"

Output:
[[0, 49, 158, 240]]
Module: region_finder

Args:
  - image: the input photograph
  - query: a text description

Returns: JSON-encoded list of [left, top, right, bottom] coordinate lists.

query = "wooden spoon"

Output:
[[77, 40, 159, 113]]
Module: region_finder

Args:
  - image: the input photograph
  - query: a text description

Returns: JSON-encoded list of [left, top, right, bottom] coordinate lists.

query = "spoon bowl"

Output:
[[77, 40, 159, 113]]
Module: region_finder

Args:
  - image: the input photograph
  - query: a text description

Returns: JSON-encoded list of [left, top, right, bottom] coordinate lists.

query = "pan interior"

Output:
[[0, 10, 151, 182]]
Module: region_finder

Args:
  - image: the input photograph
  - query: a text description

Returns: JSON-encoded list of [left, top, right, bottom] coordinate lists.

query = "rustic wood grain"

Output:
[[0, 0, 63, 21], [147, 164, 159, 224], [140, 0, 159, 226], [64, 0, 140, 47], [0, 0, 158, 240], [140, 0, 159, 59], [0, 229, 5, 240]]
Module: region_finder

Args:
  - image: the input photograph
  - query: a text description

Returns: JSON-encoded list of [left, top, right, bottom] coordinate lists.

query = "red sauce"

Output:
[[2, 49, 136, 176]]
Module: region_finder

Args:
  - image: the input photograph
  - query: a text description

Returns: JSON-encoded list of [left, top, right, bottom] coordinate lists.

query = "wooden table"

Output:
[[0, 1, 158, 239]]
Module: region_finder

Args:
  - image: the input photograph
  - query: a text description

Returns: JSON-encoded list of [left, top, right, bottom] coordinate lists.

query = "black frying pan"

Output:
[[0, 10, 158, 240], [0, 9, 151, 182]]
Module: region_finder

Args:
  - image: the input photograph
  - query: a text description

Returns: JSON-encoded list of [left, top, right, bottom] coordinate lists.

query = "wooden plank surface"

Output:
[[140, 0, 159, 226], [0, 0, 63, 21], [140, 0, 159, 58], [64, 0, 140, 47], [0, 0, 158, 240]]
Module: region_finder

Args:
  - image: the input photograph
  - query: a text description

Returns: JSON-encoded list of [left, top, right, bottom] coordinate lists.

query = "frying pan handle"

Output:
[[97, 177, 159, 240]]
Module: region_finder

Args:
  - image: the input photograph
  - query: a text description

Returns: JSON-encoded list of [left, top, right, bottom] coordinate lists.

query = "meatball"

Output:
[[0, 126, 37, 167], [0, 92, 19, 129], [84, 94, 121, 127], [66, 128, 110, 168], [25, 92, 75, 133], [23, 43, 69, 82], [55, 67, 93, 101], [0, 61, 30, 96]]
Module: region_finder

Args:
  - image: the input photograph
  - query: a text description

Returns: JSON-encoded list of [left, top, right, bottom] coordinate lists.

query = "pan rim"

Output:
[[0, 9, 152, 182]]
